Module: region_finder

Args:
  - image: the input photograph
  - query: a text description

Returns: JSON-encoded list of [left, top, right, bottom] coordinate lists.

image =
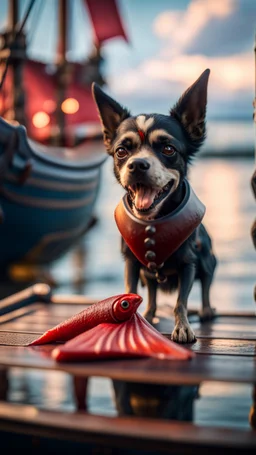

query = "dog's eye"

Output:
[[116, 147, 128, 159], [162, 145, 176, 156]]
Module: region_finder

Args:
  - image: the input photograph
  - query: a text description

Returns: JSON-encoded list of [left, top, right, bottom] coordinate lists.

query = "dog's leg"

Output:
[[172, 264, 196, 343], [199, 273, 216, 321], [124, 258, 141, 293], [142, 276, 157, 324]]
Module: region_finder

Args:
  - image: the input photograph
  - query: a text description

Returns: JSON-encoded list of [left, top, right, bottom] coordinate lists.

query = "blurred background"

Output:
[[0, 0, 255, 431]]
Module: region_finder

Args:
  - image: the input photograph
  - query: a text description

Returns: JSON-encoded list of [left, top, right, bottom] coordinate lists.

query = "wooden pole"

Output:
[[8, 0, 18, 32], [55, 0, 68, 146], [7, 0, 26, 126], [58, 0, 67, 65]]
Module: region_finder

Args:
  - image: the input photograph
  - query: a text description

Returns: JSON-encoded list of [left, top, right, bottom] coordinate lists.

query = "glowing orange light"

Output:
[[61, 98, 79, 114], [32, 111, 50, 128]]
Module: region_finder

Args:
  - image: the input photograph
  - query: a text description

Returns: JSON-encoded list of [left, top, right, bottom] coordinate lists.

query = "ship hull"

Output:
[[0, 117, 106, 273]]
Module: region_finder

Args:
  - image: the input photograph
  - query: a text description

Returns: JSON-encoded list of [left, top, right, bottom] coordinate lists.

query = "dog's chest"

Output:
[[142, 240, 195, 276], [115, 189, 204, 270]]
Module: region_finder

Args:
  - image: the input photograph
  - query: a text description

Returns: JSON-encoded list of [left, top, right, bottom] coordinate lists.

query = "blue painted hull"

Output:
[[0, 117, 106, 271]]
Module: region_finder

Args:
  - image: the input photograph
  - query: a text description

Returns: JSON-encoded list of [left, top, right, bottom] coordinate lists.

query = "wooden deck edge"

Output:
[[0, 352, 256, 386], [0, 402, 255, 452], [187, 311, 256, 319], [50, 295, 98, 305], [162, 333, 256, 342]]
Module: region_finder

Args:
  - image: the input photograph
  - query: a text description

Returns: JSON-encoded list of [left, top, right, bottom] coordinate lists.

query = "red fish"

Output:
[[29, 294, 142, 346], [52, 312, 194, 362]]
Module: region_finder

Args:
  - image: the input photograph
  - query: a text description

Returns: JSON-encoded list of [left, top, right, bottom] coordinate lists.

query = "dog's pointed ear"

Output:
[[170, 69, 210, 143], [92, 83, 130, 152]]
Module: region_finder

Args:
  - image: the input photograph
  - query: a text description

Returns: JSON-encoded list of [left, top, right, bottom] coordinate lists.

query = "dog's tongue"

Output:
[[135, 187, 157, 210]]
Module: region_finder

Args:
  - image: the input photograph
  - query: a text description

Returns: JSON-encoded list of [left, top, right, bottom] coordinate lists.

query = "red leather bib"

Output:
[[114, 180, 205, 270]]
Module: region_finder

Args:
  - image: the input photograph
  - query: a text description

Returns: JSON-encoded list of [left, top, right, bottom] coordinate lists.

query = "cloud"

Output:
[[110, 51, 253, 98], [143, 52, 254, 92], [153, 0, 236, 56], [108, 0, 255, 117]]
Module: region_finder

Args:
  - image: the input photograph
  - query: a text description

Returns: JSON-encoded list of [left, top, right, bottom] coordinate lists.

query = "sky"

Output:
[[104, 0, 256, 119], [0, 0, 255, 119]]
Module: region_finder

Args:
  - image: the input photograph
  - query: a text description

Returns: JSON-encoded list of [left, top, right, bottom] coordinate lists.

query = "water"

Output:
[[200, 119, 254, 157], [6, 154, 256, 430]]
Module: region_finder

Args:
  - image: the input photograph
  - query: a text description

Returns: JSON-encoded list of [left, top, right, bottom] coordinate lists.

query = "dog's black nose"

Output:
[[128, 159, 150, 173]]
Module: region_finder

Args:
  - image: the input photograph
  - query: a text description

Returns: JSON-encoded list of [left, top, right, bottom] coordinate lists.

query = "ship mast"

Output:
[[0, 0, 36, 127], [7, 0, 26, 126], [55, 0, 68, 147]]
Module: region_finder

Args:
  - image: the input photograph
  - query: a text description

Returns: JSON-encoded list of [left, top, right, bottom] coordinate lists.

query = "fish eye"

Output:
[[116, 147, 128, 159], [120, 300, 130, 309], [162, 145, 176, 156]]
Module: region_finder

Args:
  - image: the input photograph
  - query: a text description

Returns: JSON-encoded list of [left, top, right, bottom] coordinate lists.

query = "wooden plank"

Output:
[[51, 295, 98, 305], [163, 335, 256, 357], [161, 329, 256, 341], [188, 310, 256, 318], [1, 301, 255, 338], [0, 304, 44, 325], [0, 402, 255, 453], [0, 284, 51, 316], [0, 345, 255, 385], [0, 303, 91, 330], [195, 330, 256, 341], [154, 314, 256, 337], [0, 302, 255, 384], [192, 317, 256, 340], [190, 338, 256, 356], [1, 321, 63, 332], [0, 332, 42, 346], [200, 318, 256, 328]]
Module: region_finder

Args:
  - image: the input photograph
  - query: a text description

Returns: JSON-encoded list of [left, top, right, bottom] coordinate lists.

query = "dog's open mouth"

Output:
[[127, 180, 174, 213]]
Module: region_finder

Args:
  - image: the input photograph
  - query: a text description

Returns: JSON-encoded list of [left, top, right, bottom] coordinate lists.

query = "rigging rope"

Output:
[[0, 0, 37, 92], [26, 0, 46, 46], [16, 0, 37, 36]]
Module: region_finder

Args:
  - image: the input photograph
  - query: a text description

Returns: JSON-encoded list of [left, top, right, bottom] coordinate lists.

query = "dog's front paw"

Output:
[[199, 307, 216, 322], [171, 323, 196, 344]]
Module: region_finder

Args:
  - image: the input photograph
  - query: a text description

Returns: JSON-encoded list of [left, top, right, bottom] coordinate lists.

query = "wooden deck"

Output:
[[0, 286, 255, 452]]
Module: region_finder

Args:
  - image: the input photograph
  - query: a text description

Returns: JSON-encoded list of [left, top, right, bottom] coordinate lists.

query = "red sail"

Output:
[[0, 59, 102, 143], [84, 0, 128, 44], [22, 60, 100, 143], [23, 60, 56, 142]]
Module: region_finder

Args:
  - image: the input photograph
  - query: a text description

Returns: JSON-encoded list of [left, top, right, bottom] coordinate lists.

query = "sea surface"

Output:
[[199, 119, 254, 157], [5, 141, 256, 430]]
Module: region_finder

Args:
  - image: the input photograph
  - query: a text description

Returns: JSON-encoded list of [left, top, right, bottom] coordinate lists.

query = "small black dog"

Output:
[[92, 69, 217, 343]]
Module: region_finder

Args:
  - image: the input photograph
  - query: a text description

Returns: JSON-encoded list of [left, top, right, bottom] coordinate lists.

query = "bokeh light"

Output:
[[61, 98, 79, 114], [32, 111, 50, 128]]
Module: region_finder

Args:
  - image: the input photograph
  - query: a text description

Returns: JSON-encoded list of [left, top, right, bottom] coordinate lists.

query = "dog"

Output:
[[92, 68, 217, 343]]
